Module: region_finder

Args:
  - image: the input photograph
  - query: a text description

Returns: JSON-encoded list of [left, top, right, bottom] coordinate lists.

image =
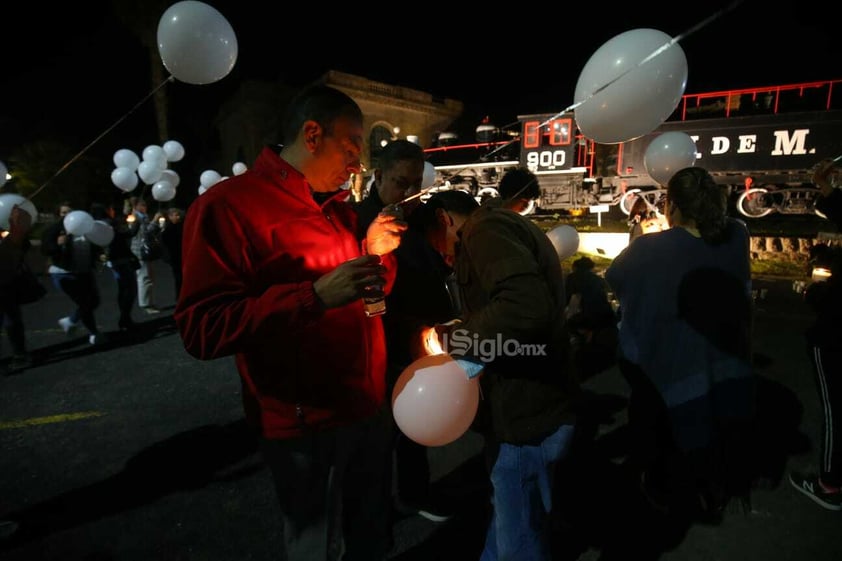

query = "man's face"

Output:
[[376, 159, 424, 207], [310, 116, 363, 192], [59, 205, 71, 217]]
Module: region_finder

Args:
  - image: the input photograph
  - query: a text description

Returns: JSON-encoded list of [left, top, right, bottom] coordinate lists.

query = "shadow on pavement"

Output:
[[1, 418, 262, 549], [18, 315, 180, 370]]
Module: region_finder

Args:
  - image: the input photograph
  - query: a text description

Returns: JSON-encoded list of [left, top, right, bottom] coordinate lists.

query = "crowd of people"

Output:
[[2, 84, 841, 554]]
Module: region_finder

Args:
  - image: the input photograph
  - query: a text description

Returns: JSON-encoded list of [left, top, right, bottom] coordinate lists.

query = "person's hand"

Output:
[[365, 205, 407, 256], [812, 159, 837, 196], [313, 254, 387, 309]]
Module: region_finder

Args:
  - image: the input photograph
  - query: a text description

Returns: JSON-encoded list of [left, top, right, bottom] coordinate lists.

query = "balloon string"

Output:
[[28, 75, 176, 202], [537, 0, 745, 131]]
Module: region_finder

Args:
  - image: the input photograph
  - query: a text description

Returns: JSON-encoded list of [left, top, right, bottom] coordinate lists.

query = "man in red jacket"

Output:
[[175, 84, 406, 560]]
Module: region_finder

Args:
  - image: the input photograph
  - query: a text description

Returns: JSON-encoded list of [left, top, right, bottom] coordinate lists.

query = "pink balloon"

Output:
[[392, 354, 480, 447]]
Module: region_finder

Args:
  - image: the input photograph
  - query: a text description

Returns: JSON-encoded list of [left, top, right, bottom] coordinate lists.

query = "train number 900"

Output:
[[526, 150, 567, 169]]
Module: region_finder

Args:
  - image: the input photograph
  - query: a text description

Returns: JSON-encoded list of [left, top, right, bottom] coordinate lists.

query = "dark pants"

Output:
[[260, 408, 393, 561], [809, 345, 842, 488], [110, 264, 138, 325], [51, 272, 100, 334], [0, 296, 27, 356]]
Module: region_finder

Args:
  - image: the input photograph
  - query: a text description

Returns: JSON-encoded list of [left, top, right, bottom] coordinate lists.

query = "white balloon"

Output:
[[86, 220, 115, 247], [574, 28, 687, 144], [643, 132, 698, 186], [152, 180, 177, 202], [422, 161, 437, 189], [162, 140, 186, 162], [198, 185, 208, 196], [0, 161, 7, 188], [232, 162, 248, 176], [546, 225, 580, 261], [200, 169, 222, 188], [113, 149, 140, 171], [63, 210, 95, 236], [157, 1, 238, 85], [142, 145, 167, 167], [111, 167, 140, 192], [0, 193, 38, 230], [138, 160, 165, 185], [160, 169, 181, 189]]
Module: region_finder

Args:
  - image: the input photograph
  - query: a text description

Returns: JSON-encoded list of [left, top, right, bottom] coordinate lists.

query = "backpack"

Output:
[[140, 224, 163, 261]]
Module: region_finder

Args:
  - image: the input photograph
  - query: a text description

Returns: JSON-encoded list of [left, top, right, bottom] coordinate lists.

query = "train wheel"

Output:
[[619, 189, 641, 216], [736, 188, 775, 218]]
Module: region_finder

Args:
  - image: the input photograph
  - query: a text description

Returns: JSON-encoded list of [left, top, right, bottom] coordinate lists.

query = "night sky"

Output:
[[0, 0, 837, 187]]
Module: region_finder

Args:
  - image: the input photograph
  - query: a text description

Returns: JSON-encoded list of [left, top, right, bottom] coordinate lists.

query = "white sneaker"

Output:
[[89, 333, 107, 346], [58, 316, 78, 336]]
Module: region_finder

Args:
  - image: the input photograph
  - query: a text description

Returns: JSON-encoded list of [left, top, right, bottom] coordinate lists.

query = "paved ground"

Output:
[[1, 261, 840, 560]]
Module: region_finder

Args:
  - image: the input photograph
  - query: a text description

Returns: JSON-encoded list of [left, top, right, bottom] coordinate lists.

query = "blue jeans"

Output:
[[480, 423, 575, 561]]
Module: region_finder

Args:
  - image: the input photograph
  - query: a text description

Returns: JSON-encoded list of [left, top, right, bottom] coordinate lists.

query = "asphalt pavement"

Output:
[[1, 262, 840, 560]]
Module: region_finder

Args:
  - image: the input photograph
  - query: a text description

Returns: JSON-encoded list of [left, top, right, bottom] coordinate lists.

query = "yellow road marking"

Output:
[[0, 411, 105, 430]]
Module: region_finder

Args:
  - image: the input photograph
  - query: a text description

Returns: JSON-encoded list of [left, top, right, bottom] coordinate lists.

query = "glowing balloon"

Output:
[[0, 194, 38, 230], [63, 210, 94, 236], [422, 161, 437, 189], [392, 354, 480, 447], [111, 167, 139, 192], [157, 1, 238, 85], [643, 131, 698, 186], [574, 28, 687, 144], [546, 225, 580, 261], [86, 220, 115, 247], [232, 162, 248, 176]]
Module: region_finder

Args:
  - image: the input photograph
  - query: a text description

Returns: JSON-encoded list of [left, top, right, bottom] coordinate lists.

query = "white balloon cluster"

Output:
[[196, 161, 247, 196], [62, 210, 114, 247], [110, 140, 185, 202]]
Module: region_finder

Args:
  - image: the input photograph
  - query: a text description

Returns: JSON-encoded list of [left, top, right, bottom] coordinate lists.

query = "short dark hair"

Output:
[[377, 139, 424, 172], [409, 189, 479, 232], [280, 84, 363, 145], [498, 167, 540, 201]]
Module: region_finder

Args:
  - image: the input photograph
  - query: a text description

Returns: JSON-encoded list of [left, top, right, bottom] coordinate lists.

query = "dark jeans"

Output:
[[51, 271, 100, 334], [809, 344, 842, 488], [393, 430, 431, 503], [260, 408, 393, 561]]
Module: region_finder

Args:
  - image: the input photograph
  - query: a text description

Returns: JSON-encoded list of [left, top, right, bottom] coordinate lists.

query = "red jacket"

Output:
[[175, 147, 395, 439]]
